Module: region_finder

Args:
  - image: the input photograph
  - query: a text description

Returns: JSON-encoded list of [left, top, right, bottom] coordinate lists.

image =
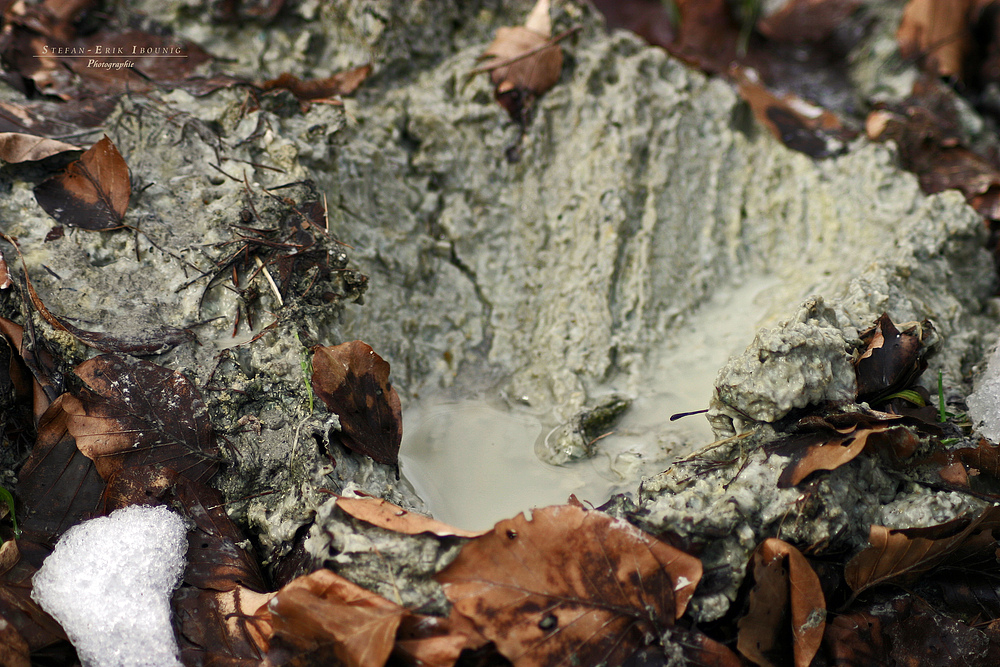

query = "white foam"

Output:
[[31, 505, 188, 667]]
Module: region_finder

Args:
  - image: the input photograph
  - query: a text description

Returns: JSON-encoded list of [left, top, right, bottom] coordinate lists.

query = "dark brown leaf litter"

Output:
[[767, 412, 924, 488], [855, 313, 932, 403], [311, 341, 402, 467], [737, 538, 825, 667], [822, 594, 1000, 666], [33, 135, 129, 231], [436, 504, 703, 666], [258, 64, 372, 105], [64, 354, 219, 484]]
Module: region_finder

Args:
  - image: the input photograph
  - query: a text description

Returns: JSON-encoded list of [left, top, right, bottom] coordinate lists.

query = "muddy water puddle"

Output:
[[400, 275, 783, 530]]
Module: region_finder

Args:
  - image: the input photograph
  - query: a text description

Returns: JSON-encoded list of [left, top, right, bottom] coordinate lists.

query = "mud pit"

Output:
[[2, 0, 999, 628]]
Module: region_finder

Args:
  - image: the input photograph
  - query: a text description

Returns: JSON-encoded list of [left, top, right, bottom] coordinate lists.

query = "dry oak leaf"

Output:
[[311, 341, 402, 466], [0, 133, 79, 163], [335, 495, 485, 538], [737, 539, 825, 667], [262, 568, 405, 667], [436, 504, 702, 667], [33, 135, 130, 230], [897, 0, 975, 78]]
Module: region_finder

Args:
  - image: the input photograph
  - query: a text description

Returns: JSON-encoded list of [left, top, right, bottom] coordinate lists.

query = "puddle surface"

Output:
[[400, 274, 782, 531]]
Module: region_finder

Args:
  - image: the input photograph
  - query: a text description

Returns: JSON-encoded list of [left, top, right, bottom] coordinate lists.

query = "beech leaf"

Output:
[[845, 507, 1000, 596], [897, 0, 974, 78], [33, 135, 130, 230], [264, 568, 406, 667], [737, 539, 825, 667], [436, 504, 702, 666], [63, 355, 219, 484], [311, 341, 402, 466], [0, 133, 79, 163], [335, 495, 484, 538]]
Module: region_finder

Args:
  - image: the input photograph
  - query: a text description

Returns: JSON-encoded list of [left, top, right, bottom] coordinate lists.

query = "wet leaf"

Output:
[[259, 64, 372, 102], [175, 585, 273, 665], [845, 507, 1000, 596], [311, 341, 402, 466], [63, 355, 219, 484], [855, 313, 929, 402], [0, 611, 30, 667], [17, 395, 104, 540], [769, 413, 920, 487], [0, 133, 79, 163], [264, 568, 406, 667], [335, 495, 484, 538], [0, 539, 70, 657], [737, 539, 825, 667], [897, 0, 975, 78], [823, 594, 1000, 666], [392, 613, 470, 667], [33, 135, 129, 230], [436, 504, 702, 666]]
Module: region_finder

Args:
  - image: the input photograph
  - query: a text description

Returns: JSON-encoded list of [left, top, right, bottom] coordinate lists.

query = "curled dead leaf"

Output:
[[259, 64, 372, 103], [436, 504, 702, 666], [845, 507, 1000, 597], [737, 539, 825, 667], [855, 313, 930, 402]]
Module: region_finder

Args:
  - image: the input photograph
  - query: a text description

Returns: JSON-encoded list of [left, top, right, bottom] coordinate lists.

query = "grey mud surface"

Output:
[[1, 0, 998, 622]]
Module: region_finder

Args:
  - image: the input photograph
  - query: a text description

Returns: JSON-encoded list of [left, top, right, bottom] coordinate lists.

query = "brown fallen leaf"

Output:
[[17, 395, 105, 540], [33, 135, 130, 230], [64, 355, 219, 484], [0, 538, 72, 659], [335, 495, 484, 538], [897, 0, 975, 78], [768, 413, 920, 487], [737, 538, 825, 667], [735, 67, 856, 159], [436, 504, 702, 666], [855, 313, 929, 402], [391, 613, 475, 667], [475, 0, 569, 125], [263, 568, 406, 667], [0, 97, 116, 140], [259, 64, 372, 103], [0, 610, 30, 667], [311, 341, 402, 466], [757, 0, 862, 43], [845, 506, 1000, 598], [823, 594, 1000, 666], [0, 133, 79, 163]]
